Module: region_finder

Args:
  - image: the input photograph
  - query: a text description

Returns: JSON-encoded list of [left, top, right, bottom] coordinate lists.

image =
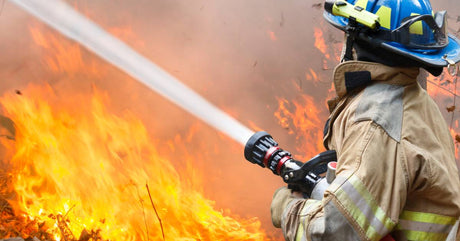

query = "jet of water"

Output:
[[10, 0, 254, 146]]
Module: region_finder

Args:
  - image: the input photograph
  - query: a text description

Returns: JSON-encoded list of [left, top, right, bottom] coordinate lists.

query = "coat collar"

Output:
[[332, 61, 420, 99]]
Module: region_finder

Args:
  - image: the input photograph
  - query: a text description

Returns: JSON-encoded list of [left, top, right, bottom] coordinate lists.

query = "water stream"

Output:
[[10, 0, 254, 146]]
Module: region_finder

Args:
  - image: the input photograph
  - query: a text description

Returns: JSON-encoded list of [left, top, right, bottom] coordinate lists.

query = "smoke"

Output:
[[0, 0, 459, 238]]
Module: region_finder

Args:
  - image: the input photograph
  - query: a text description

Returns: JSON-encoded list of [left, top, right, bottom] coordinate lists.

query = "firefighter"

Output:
[[270, 0, 460, 240]]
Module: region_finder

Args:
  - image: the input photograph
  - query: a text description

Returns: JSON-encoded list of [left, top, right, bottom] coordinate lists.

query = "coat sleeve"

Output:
[[271, 120, 407, 241]]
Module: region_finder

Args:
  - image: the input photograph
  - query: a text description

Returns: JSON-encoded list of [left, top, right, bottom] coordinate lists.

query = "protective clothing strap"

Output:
[[334, 175, 395, 240], [394, 210, 457, 241]]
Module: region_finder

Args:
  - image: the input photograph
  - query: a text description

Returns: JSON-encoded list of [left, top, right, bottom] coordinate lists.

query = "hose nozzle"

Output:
[[244, 131, 338, 197], [244, 131, 300, 175]]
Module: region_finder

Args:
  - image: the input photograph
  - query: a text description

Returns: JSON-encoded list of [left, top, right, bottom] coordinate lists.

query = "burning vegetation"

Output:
[[0, 19, 272, 240], [0, 85, 270, 241]]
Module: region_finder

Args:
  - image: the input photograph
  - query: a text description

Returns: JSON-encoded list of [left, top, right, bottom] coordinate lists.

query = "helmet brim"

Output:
[[323, 11, 460, 67]]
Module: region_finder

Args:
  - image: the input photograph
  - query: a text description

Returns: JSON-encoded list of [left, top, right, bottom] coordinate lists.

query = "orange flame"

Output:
[[1, 86, 268, 240], [305, 68, 319, 84], [30, 28, 87, 75], [313, 27, 343, 71], [0, 24, 271, 240], [274, 95, 324, 161], [313, 28, 329, 60]]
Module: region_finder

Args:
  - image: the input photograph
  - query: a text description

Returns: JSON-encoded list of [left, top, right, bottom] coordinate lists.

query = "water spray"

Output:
[[10, 0, 253, 146]]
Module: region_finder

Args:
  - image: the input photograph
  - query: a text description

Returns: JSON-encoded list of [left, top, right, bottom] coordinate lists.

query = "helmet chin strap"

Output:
[[342, 34, 355, 62], [340, 35, 354, 62], [341, 18, 359, 62]]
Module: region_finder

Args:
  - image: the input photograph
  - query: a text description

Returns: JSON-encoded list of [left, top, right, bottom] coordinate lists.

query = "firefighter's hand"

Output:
[[271, 187, 303, 228]]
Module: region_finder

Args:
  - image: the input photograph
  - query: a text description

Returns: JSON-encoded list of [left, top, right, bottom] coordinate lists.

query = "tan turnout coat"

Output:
[[271, 61, 460, 241]]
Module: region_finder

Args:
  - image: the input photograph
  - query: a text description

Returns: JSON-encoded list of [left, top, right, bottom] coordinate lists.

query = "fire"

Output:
[[30, 28, 89, 76], [305, 68, 319, 84], [313, 28, 329, 60], [0, 24, 271, 240], [313, 27, 330, 71], [0, 85, 268, 240], [274, 95, 324, 161]]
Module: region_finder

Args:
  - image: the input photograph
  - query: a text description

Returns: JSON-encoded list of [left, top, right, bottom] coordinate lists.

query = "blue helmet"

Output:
[[323, 0, 460, 68]]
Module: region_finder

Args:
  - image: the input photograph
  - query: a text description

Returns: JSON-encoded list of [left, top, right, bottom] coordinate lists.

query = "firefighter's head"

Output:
[[323, 0, 460, 76]]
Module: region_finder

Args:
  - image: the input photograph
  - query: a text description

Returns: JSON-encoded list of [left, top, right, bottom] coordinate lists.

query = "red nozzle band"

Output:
[[276, 156, 291, 175], [264, 146, 280, 168]]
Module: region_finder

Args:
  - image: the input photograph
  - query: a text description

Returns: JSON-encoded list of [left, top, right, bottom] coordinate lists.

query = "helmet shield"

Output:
[[392, 11, 448, 49]]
